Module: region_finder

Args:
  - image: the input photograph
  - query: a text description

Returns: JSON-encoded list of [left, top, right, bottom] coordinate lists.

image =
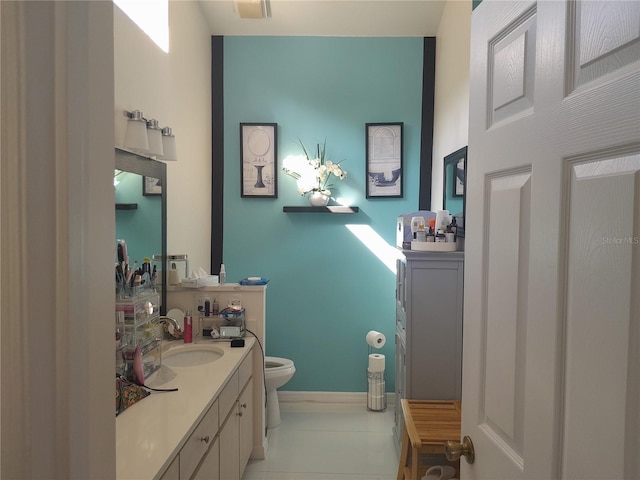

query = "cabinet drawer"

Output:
[[192, 435, 220, 480], [238, 349, 253, 390], [218, 371, 239, 422], [158, 455, 179, 480], [180, 399, 219, 480]]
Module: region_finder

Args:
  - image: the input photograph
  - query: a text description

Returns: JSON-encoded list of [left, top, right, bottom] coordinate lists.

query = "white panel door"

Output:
[[463, 1, 640, 478]]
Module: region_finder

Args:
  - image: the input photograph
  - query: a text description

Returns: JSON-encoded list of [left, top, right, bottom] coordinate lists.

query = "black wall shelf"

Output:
[[116, 203, 138, 210], [283, 206, 359, 214]]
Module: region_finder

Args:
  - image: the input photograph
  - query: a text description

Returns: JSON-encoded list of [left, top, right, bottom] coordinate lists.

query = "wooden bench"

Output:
[[397, 399, 461, 480]]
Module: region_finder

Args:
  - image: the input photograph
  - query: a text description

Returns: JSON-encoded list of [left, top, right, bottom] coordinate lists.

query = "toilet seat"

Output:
[[265, 356, 294, 372]]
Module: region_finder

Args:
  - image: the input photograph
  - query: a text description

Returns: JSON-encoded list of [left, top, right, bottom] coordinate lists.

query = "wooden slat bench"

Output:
[[397, 399, 461, 480]]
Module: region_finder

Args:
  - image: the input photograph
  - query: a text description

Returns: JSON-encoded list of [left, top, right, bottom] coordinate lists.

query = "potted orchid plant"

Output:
[[282, 138, 347, 206]]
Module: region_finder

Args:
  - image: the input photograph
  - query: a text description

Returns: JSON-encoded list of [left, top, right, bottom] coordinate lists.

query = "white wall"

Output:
[[114, 1, 212, 272], [431, 0, 472, 210]]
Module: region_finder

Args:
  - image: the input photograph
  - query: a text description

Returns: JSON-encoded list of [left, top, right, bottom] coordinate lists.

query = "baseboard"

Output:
[[277, 391, 395, 407]]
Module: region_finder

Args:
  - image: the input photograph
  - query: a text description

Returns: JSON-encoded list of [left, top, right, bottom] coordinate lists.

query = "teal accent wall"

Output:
[[115, 172, 162, 264], [224, 37, 424, 392]]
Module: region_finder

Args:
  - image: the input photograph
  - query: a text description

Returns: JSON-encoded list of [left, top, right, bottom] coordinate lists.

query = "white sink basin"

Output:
[[163, 344, 224, 367]]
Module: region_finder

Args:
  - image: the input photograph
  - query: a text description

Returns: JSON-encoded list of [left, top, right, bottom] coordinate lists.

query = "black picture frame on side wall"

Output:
[[443, 146, 467, 238], [454, 157, 465, 197], [142, 176, 162, 196], [366, 122, 403, 198], [240, 123, 278, 198]]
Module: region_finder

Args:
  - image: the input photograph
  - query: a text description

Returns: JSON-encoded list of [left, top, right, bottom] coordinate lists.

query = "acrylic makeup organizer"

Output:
[[115, 289, 162, 379]]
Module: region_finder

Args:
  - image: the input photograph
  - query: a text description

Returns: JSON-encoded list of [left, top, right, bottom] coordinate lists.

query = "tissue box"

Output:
[[181, 275, 219, 288], [396, 211, 436, 249]]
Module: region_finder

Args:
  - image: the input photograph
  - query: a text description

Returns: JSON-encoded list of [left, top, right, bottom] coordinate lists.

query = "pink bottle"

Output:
[[183, 310, 192, 343]]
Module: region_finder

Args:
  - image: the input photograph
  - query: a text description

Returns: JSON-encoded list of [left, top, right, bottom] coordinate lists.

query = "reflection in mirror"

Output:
[[443, 146, 467, 237], [115, 148, 167, 314]]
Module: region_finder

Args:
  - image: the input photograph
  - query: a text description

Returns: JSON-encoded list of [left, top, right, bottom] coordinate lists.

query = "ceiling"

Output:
[[196, 0, 447, 37]]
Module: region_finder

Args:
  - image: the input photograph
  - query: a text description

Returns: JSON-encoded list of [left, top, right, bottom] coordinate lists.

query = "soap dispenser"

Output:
[[219, 264, 226, 285]]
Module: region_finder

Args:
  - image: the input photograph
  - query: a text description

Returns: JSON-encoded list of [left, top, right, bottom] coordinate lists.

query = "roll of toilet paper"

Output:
[[366, 330, 386, 349], [368, 354, 385, 372]]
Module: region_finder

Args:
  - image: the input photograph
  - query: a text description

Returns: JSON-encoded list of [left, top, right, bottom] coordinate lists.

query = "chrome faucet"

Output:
[[154, 315, 182, 338]]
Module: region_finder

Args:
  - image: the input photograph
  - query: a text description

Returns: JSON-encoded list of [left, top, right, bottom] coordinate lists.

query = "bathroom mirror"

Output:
[[443, 146, 467, 237], [115, 148, 167, 314]]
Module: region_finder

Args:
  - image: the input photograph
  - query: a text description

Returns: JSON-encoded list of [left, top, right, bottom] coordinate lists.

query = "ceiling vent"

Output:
[[235, 0, 269, 19]]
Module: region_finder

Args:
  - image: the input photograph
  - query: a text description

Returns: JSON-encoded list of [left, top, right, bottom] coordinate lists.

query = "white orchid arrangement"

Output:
[[282, 139, 347, 196]]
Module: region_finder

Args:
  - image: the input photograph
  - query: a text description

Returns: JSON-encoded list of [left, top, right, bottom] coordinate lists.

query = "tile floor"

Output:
[[242, 401, 399, 480]]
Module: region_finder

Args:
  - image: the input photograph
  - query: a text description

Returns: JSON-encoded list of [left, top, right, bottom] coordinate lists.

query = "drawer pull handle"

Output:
[[240, 403, 248, 409], [200, 435, 210, 444], [237, 411, 243, 417]]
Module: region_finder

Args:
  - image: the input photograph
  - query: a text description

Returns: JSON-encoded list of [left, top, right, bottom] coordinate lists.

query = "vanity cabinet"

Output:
[[239, 381, 253, 468], [180, 398, 219, 479], [218, 350, 254, 480], [155, 347, 254, 480], [393, 250, 464, 449], [219, 404, 240, 480], [191, 436, 220, 480], [159, 457, 179, 480]]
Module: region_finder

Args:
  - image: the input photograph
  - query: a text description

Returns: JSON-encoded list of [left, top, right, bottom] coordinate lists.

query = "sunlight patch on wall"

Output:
[[114, 0, 169, 53], [346, 225, 403, 274]]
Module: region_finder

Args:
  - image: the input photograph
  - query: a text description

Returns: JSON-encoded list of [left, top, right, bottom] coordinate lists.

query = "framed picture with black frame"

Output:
[[454, 158, 465, 196], [240, 123, 278, 198], [365, 122, 403, 198], [142, 176, 162, 196], [443, 145, 467, 238]]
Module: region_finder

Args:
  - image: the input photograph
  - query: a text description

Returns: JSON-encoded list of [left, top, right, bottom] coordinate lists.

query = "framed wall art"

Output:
[[443, 145, 467, 237], [240, 123, 278, 198], [366, 122, 403, 198], [142, 176, 162, 196], [454, 157, 465, 197]]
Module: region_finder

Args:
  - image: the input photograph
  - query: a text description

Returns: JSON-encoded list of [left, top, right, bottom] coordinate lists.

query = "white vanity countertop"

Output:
[[116, 338, 255, 480], [166, 283, 267, 292]]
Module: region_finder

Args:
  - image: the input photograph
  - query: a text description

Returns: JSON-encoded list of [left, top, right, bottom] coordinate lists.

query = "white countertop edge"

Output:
[[116, 337, 256, 480], [166, 284, 267, 292]]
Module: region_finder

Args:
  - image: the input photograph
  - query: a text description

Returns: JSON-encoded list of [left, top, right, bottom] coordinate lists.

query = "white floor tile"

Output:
[[242, 402, 399, 480]]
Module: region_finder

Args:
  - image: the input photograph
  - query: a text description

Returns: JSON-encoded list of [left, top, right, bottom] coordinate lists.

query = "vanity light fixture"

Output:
[[159, 127, 178, 161], [146, 119, 164, 157], [123, 109, 149, 153], [123, 109, 177, 161]]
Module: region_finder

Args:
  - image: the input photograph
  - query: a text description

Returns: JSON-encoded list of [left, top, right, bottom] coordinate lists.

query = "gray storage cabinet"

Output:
[[393, 250, 464, 450]]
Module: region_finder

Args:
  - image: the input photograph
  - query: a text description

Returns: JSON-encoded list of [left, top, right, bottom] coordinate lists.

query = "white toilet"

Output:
[[264, 356, 296, 429]]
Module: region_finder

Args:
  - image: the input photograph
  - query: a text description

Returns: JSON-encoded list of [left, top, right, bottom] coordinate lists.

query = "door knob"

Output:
[[444, 436, 475, 464]]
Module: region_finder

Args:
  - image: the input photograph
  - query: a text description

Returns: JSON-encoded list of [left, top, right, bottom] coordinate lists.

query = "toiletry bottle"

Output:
[[219, 264, 226, 284], [184, 310, 193, 343], [212, 298, 219, 315], [428, 218, 436, 234], [450, 217, 458, 239]]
